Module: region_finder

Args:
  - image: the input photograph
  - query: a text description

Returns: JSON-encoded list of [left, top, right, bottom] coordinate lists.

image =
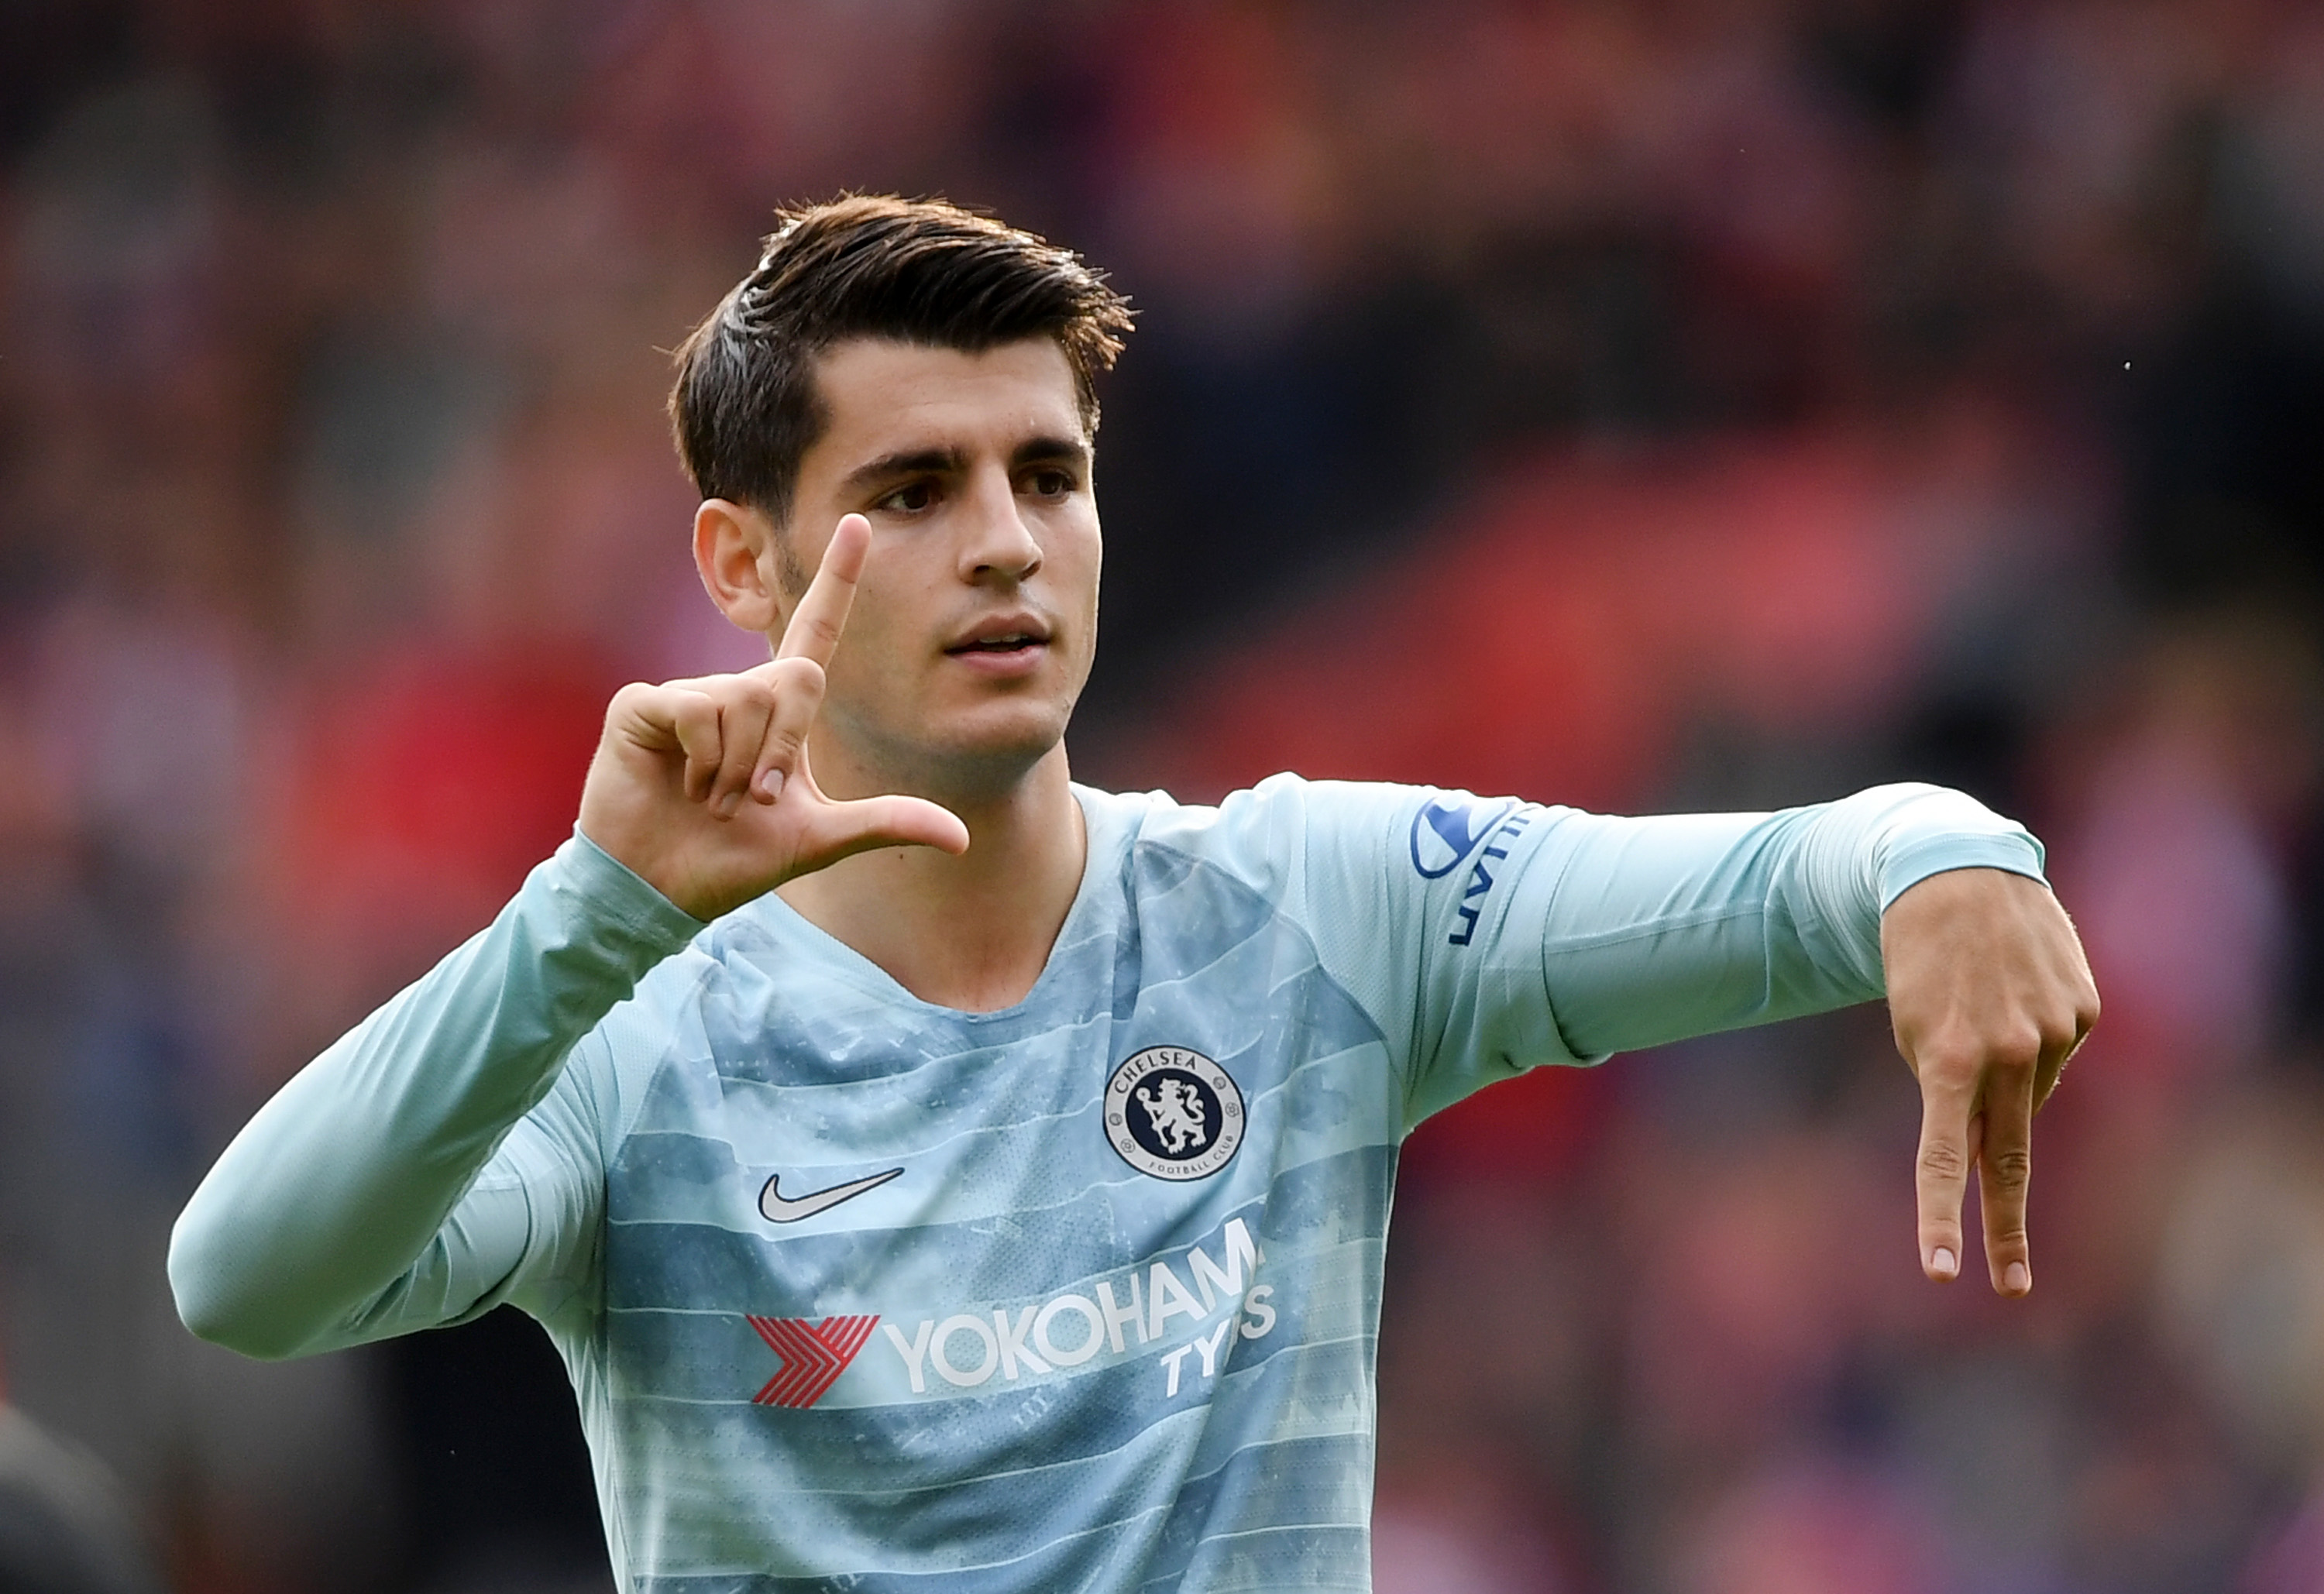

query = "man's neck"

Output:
[[775, 742, 1088, 1014]]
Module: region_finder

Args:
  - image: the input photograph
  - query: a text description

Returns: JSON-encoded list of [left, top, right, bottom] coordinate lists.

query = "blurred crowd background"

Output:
[[2, 0, 2322, 1590]]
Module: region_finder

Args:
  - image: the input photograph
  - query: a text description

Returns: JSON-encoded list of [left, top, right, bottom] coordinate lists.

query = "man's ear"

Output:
[[693, 498, 786, 635]]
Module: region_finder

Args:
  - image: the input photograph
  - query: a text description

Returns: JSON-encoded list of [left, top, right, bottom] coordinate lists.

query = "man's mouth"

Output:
[[946, 617, 1053, 656]]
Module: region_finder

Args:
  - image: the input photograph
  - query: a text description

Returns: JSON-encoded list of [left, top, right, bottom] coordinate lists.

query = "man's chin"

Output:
[[849, 710, 1072, 807], [929, 727, 1071, 802]]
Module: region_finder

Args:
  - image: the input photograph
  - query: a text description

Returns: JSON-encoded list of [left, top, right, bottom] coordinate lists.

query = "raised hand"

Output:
[[1881, 867, 2099, 1295], [576, 514, 969, 920]]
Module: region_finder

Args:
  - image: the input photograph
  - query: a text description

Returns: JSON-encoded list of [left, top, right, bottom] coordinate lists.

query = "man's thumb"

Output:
[[812, 795, 971, 863]]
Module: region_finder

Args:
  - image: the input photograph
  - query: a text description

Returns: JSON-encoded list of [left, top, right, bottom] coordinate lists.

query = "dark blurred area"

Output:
[[3, 2, 2323, 1589]]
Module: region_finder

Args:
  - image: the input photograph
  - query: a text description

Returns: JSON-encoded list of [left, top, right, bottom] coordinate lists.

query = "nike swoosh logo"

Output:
[[758, 1167, 904, 1224]]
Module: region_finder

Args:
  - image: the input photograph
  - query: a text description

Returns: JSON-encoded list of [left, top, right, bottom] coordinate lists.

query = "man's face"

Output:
[[774, 335, 1101, 801]]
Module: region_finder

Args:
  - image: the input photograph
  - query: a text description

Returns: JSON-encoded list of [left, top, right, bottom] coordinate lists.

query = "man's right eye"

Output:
[[878, 481, 935, 514]]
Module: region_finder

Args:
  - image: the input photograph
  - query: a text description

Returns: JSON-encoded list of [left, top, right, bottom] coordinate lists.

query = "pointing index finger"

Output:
[[775, 514, 871, 667], [1913, 1063, 1973, 1283]]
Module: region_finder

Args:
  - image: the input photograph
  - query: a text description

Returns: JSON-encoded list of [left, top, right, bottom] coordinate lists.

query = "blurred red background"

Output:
[[5, 2, 2324, 1591]]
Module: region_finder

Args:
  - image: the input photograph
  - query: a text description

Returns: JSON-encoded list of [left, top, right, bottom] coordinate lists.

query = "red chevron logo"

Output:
[[746, 1314, 880, 1409]]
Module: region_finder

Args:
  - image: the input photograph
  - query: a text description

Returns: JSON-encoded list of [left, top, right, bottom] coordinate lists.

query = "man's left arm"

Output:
[[1281, 777, 2095, 1293], [1507, 782, 2096, 1297]]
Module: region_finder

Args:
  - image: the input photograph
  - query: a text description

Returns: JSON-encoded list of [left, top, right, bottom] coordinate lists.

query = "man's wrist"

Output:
[[551, 829, 712, 958], [1877, 833, 2046, 912]]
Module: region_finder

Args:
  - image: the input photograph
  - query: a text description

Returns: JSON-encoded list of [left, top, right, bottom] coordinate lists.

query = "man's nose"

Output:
[[957, 468, 1043, 582]]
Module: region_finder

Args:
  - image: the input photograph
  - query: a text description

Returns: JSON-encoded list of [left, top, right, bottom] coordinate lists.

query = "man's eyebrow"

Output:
[[841, 447, 966, 494], [1012, 435, 1090, 471]]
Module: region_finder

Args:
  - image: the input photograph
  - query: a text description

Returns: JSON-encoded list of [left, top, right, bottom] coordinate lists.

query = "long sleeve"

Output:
[[168, 833, 705, 1359], [1239, 777, 2045, 1128], [1524, 782, 2043, 1059]]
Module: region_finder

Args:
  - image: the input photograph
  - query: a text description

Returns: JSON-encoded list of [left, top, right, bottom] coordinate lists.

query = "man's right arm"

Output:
[[171, 514, 966, 1360], [167, 835, 703, 1359]]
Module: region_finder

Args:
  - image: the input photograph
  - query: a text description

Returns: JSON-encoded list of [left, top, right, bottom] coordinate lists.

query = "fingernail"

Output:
[[1931, 1247, 1957, 1278], [758, 769, 784, 802], [717, 791, 741, 818], [2005, 1261, 2030, 1293]]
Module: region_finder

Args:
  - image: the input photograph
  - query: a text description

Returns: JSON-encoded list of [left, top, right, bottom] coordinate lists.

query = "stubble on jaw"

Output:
[[819, 688, 1076, 817]]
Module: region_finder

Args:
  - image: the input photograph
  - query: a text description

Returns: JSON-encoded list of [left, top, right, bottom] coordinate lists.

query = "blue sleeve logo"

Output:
[[1408, 795, 1516, 879]]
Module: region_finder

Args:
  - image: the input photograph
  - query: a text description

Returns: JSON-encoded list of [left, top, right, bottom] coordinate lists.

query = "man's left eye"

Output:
[[1026, 470, 1073, 497]]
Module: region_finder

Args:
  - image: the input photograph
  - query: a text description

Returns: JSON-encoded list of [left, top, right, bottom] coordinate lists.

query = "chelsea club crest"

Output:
[[1104, 1046, 1245, 1181]]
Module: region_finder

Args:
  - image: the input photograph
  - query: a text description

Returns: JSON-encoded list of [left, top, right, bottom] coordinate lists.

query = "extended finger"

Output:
[[775, 514, 871, 668], [1978, 1077, 2036, 1296], [799, 793, 971, 866], [1913, 1066, 1973, 1283]]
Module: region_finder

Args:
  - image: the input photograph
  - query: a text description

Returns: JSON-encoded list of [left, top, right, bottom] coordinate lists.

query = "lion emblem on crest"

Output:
[[1105, 1047, 1245, 1181], [1134, 1076, 1211, 1155]]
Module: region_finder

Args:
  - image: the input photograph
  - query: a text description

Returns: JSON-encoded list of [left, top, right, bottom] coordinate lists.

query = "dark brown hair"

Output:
[[669, 195, 1133, 526]]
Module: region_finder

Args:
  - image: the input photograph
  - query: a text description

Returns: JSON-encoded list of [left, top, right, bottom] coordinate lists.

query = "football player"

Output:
[[172, 196, 2097, 1592]]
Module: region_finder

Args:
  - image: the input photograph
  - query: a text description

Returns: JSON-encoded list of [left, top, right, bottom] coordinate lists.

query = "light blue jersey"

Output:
[[170, 775, 2043, 1592]]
